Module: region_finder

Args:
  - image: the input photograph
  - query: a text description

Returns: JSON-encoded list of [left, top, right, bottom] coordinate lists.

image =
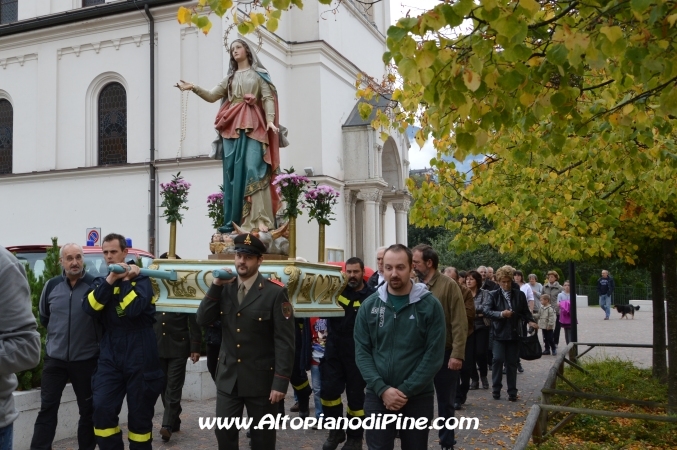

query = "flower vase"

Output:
[[318, 223, 326, 263], [168, 221, 177, 259], [288, 216, 296, 260]]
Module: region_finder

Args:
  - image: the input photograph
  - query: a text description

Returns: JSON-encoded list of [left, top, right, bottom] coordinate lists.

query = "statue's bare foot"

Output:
[[258, 223, 269, 233]]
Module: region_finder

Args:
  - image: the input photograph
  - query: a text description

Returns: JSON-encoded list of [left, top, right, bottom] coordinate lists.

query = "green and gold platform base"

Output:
[[148, 259, 347, 317]]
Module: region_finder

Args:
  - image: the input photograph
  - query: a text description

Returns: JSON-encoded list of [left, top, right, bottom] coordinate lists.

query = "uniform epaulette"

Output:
[[267, 278, 285, 287]]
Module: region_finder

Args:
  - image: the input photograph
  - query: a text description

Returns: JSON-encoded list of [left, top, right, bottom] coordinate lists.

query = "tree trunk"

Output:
[[651, 248, 668, 382], [664, 238, 677, 413]]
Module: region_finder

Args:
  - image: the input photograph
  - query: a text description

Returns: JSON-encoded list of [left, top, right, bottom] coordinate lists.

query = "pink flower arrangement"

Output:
[[160, 172, 191, 224], [271, 168, 310, 218], [304, 183, 340, 226], [206, 186, 224, 230]]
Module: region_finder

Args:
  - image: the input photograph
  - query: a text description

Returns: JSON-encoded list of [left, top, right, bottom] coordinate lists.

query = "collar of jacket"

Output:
[[424, 270, 441, 288], [61, 269, 93, 288]]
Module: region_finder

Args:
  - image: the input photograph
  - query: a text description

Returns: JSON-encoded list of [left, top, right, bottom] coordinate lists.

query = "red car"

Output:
[[6, 244, 155, 279]]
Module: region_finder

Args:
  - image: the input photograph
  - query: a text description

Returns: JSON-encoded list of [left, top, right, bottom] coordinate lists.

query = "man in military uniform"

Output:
[[196, 233, 295, 450], [321, 257, 375, 450], [155, 311, 201, 441], [82, 233, 164, 450]]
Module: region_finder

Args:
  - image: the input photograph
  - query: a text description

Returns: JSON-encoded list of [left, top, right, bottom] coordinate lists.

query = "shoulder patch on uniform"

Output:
[[281, 302, 293, 319], [268, 278, 285, 287]]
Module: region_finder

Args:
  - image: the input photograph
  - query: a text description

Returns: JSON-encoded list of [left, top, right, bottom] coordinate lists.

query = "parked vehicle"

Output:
[[7, 243, 155, 278]]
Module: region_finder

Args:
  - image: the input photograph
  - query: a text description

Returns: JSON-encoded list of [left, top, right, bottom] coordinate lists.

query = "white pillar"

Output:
[[379, 201, 387, 247], [358, 188, 382, 269], [393, 200, 410, 245], [344, 189, 357, 258]]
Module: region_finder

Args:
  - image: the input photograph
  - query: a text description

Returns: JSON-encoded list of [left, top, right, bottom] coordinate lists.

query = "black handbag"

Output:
[[518, 320, 542, 361]]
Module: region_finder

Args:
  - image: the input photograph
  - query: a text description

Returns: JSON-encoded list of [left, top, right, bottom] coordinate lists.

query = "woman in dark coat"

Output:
[[467, 270, 490, 390], [483, 266, 538, 401]]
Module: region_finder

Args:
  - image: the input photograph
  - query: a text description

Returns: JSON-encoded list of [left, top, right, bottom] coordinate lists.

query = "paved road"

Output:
[[53, 306, 660, 449]]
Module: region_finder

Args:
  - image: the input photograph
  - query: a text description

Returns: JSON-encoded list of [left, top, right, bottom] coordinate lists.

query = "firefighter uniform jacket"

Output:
[[329, 284, 376, 337], [83, 274, 156, 330], [196, 273, 295, 397]]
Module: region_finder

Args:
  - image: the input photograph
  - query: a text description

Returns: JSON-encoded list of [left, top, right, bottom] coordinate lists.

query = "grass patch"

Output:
[[527, 357, 676, 450]]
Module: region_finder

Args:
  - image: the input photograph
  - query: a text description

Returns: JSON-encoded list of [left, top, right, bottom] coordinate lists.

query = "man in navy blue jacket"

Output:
[[82, 233, 163, 450], [597, 270, 615, 320]]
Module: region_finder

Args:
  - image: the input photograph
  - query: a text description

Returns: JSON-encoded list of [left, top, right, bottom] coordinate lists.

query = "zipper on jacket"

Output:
[[67, 286, 72, 362]]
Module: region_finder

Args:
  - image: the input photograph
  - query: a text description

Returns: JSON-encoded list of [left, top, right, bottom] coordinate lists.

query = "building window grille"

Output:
[[0, 0, 18, 25], [98, 83, 127, 166], [0, 99, 12, 175], [83, 0, 105, 6]]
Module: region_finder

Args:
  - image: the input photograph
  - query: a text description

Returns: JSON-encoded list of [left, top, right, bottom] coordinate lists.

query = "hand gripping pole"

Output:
[[108, 264, 178, 281]]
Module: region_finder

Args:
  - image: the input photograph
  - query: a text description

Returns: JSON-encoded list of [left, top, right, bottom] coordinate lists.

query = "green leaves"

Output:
[[387, 25, 409, 42], [456, 132, 476, 152], [546, 44, 569, 66], [369, 0, 677, 264], [398, 58, 420, 83], [600, 26, 624, 43]]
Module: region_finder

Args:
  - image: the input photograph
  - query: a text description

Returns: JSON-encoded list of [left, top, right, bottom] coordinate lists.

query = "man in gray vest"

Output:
[[31, 243, 101, 450]]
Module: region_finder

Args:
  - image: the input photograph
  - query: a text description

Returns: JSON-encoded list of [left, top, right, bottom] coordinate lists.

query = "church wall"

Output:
[[0, 168, 149, 248], [317, 1, 387, 80], [0, 3, 403, 261]]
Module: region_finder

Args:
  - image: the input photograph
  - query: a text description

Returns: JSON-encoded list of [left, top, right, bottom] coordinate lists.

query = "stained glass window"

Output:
[[0, 99, 12, 175], [83, 0, 105, 6], [98, 83, 127, 166], [0, 0, 18, 25]]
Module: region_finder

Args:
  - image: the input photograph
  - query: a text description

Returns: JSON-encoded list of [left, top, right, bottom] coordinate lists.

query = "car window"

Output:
[[13, 252, 47, 278], [141, 256, 154, 268], [84, 254, 108, 277]]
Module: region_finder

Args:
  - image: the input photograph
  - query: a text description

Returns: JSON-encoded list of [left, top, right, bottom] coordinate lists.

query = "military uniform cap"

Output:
[[233, 233, 266, 256]]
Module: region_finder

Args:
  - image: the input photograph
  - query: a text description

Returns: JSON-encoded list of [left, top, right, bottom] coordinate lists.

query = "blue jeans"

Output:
[[310, 364, 322, 418], [491, 339, 521, 398], [0, 423, 13, 450], [599, 294, 611, 318]]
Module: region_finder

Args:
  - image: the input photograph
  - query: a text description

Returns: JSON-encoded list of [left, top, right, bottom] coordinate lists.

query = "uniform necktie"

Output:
[[238, 283, 246, 305]]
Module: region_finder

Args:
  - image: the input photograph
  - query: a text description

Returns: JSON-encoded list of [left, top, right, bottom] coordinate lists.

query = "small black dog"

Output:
[[615, 304, 640, 319]]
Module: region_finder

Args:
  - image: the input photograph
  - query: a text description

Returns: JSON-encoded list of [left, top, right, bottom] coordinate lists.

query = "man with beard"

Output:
[[367, 247, 386, 289], [321, 257, 375, 450], [196, 233, 295, 450], [355, 244, 446, 450], [32, 244, 101, 450], [412, 245, 468, 450]]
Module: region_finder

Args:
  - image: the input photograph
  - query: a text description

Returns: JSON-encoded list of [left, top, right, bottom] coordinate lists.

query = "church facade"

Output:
[[0, 0, 410, 267]]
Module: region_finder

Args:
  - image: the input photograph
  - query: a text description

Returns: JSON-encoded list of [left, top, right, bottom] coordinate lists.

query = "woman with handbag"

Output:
[[467, 270, 491, 390], [483, 266, 538, 401]]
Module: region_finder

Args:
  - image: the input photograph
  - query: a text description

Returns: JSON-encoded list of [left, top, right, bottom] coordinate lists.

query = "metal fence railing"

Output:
[[512, 342, 674, 449], [575, 285, 653, 306]]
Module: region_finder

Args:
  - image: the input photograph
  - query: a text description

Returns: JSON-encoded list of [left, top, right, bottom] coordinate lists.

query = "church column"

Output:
[[392, 200, 410, 245], [379, 201, 387, 247], [357, 188, 382, 270], [344, 189, 357, 258]]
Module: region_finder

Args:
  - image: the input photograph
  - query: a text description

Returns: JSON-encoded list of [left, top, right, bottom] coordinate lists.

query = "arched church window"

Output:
[[0, 99, 13, 175], [0, 0, 18, 25], [98, 82, 127, 166]]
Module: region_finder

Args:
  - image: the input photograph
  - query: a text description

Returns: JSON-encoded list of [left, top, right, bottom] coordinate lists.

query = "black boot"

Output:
[[322, 430, 346, 450], [341, 437, 363, 450]]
